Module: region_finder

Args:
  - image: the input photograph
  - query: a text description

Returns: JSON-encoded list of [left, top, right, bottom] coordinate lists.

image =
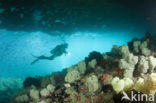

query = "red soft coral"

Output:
[[101, 74, 110, 82]]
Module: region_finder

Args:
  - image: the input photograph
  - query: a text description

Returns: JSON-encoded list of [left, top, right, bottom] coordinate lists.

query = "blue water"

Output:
[[0, 29, 146, 78]]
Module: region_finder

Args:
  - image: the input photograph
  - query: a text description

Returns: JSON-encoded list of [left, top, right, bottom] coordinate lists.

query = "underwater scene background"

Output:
[[0, 0, 156, 103]]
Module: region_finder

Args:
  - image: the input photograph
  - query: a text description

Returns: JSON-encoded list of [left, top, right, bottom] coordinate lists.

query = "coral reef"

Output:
[[12, 34, 156, 103], [88, 59, 97, 69], [111, 45, 130, 58], [137, 56, 149, 74], [136, 73, 156, 95], [119, 53, 138, 77], [30, 89, 40, 100], [77, 61, 87, 74], [47, 84, 55, 93], [149, 56, 156, 72], [65, 69, 80, 83], [137, 55, 156, 75], [23, 77, 41, 88], [15, 94, 29, 103], [85, 75, 99, 93], [85, 51, 104, 67], [111, 77, 134, 93], [0, 77, 23, 103], [128, 35, 151, 56], [40, 88, 50, 97]]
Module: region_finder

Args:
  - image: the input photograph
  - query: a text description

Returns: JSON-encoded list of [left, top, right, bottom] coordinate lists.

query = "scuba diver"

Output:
[[31, 43, 68, 65]]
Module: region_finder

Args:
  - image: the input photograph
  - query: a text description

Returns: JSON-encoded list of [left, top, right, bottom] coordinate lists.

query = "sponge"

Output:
[[111, 77, 134, 93]]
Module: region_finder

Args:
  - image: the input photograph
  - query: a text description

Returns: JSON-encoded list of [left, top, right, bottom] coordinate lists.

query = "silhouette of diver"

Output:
[[31, 43, 68, 65]]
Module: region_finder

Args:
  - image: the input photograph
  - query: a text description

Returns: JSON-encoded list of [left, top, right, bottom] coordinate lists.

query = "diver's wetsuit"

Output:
[[31, 43, 68, 65]]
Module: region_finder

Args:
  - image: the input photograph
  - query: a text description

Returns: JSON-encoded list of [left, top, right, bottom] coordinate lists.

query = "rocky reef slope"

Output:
[[12, 33, 156, 103]]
